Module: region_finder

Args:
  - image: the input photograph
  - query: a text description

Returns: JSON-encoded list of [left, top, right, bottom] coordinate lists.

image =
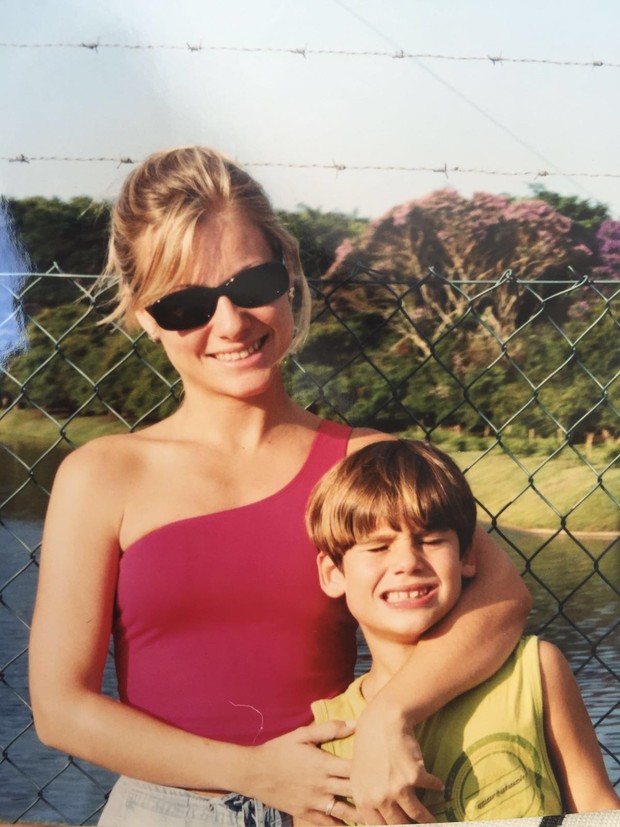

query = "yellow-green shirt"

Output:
[[311, 636, 562, 822]]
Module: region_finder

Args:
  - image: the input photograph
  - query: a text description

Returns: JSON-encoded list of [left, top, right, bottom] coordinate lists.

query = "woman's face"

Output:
[[136, 210, 294, 403]]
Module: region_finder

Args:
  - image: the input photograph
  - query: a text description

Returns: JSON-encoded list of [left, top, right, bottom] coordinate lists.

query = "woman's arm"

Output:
[[350, 524, 531, 824], [29, 444, 357, 824], [539, 640, 620, 812]]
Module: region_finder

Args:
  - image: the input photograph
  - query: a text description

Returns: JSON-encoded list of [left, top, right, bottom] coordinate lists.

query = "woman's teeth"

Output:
[[214, 337, 264, 362]]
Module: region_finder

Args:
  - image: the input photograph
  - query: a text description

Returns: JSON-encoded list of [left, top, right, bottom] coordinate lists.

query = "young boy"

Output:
[[305, 439, 619, 822]]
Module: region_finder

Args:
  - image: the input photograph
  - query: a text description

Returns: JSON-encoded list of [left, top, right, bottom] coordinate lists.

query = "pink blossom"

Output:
[[391, 200, 416, 226]]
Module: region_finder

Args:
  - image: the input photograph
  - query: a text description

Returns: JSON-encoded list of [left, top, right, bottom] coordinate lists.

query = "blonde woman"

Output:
[[29, 146, 530, 826]]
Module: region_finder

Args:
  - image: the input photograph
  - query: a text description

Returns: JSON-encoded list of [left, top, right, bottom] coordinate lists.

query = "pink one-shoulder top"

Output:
[[113, 419, 358, 746]]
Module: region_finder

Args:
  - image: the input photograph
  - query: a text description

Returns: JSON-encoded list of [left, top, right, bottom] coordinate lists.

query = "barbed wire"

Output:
[[2, 154, 620, 181], [0, 40, 617, 68], [3, 154, 137, 166]]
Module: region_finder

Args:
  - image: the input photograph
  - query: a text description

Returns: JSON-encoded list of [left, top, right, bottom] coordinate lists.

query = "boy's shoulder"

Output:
[[535, 637, 583, 700], [536, 637, 581, 705], [537, 638, 568, 672]]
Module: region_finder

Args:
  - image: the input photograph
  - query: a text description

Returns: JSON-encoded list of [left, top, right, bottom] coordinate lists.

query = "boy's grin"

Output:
[[381, 583, 437, 605], [318, 523, 476, 651]]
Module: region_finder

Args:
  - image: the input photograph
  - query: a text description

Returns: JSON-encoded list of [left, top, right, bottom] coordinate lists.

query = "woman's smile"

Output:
[[210, 334, 268, 362]]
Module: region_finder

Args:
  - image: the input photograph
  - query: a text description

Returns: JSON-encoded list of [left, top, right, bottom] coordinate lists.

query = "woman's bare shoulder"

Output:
[[346, 427, 396, 456], [54, 431, 149, 488]]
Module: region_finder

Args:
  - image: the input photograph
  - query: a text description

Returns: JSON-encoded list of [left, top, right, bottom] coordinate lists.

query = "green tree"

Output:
[[528, 185, 609, 233], [6, 298, 180, 423], [6, 196, 111, 312], [6, 196, 111, 275], [279, 206, 367, 283]]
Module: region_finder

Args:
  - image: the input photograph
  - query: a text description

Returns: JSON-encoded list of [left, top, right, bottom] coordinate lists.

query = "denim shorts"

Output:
[[98, 776, 292, 827]]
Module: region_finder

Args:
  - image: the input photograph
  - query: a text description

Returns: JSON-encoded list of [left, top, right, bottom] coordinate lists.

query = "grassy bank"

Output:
[[1, 409, 618, 533], [458, 448, 619, 534], [0, 408, 130, 446]]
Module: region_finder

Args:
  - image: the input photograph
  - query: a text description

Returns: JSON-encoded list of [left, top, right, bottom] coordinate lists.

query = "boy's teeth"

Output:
[[215, 339, 262, 361], [385, 586, 432, 603]]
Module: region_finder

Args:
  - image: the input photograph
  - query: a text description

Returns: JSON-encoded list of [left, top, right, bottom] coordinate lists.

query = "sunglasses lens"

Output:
[[146, 262, 290, 331], [227, 262, 289, 308], [149, 287, 216, 331]]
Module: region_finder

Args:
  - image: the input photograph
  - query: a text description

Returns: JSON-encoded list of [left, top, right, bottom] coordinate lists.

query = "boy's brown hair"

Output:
[[306, 439, 477, 566]]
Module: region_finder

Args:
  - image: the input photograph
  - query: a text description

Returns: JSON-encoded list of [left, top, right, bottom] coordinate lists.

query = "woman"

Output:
[[29, 146, 530, 826]]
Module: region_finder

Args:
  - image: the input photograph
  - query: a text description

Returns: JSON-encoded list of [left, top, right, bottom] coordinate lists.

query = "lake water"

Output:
[[0, 440, 618, 824]]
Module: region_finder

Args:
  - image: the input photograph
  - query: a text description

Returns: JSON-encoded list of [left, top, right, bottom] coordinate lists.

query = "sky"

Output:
[[1, 0, 620, 221]]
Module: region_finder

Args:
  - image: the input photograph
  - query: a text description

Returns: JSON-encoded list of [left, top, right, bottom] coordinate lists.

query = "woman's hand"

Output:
[[351, 698, 443, 825], [252, 720, 359, 825]]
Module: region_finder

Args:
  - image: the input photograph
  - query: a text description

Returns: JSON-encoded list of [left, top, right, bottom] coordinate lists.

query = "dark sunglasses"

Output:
[[146, 261, 290, 331]]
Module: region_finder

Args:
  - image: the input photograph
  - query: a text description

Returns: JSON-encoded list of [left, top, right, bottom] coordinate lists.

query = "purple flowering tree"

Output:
[[325, 189, 595, 356], [592, 218, 620, 279]]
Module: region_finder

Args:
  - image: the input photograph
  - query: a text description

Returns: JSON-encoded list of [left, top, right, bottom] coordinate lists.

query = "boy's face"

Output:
[[318, 523, 476, 647]]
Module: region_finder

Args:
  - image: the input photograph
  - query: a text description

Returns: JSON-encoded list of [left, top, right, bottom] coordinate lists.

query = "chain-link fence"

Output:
[[0, 268, 618, 824]]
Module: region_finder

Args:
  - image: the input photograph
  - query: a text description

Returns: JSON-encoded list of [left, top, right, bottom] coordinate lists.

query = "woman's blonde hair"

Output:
[[100, 146, 311, 352], [306, 439, 477, 566]]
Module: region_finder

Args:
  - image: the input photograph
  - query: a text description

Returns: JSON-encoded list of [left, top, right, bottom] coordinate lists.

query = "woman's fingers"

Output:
[[380, 790, 438, 825], [301, 718, 356, 747], [252, 723, 360, 823], [296, 721, 361, 823], [349, 693, 447, 823], [315, 773, 353, 799], [327, 796, 359, 825], [356, 774, 442, 825], [356, 770, 443, 824]]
